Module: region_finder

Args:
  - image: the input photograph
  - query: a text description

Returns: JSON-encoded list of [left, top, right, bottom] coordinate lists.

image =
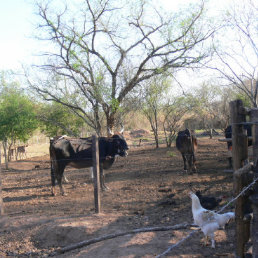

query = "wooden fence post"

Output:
[[250, 108, 258, 257], [92, 135, 101, 213], [230, 99, 248, 258], [0, 146, 4, 215]]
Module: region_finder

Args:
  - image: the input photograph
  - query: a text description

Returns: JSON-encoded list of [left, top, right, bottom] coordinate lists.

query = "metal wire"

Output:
[[156, 175, 258, 257]]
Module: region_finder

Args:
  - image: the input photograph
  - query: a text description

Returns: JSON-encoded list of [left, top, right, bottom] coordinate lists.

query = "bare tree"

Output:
[[210, 0, 258, 107], [27, 0, 215, 134], [142, 76, 170, 148], [162, 96, 193, 147]]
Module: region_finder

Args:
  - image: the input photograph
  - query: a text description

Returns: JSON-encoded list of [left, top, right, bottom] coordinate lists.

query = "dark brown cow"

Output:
[[176, 128, 197, 174]]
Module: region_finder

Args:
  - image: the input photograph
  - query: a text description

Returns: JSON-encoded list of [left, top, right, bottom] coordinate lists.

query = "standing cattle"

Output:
[[176, 128, 197, 174], [8, 148, 15, 161], [49, 133, 129, 196], [16, 145, 28, 160], [224, 124, 252, 168]]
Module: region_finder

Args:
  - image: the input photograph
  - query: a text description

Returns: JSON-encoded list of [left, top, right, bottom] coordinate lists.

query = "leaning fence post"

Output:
[[250, 108, 258, 257], [0, 146, 4, 215], [92, 135, 101, 213], [230, 99, 248, 258]]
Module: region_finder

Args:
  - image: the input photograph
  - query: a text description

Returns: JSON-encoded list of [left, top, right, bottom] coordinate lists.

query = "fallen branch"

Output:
[[48, 222, 191, 256]]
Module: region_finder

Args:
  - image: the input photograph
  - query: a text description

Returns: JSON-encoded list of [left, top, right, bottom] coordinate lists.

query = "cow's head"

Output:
[[111, 134, 129, 157]]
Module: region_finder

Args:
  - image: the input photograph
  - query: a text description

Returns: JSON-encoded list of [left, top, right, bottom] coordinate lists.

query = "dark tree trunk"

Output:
[[2, 140, 8, 170]]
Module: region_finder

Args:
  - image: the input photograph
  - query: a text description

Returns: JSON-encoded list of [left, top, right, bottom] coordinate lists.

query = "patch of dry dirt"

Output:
[[0, 136, 238, 257]]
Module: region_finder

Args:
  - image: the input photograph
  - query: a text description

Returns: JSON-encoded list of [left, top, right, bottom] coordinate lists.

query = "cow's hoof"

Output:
[[101, 186, 110, 191], [62, 192, 67, 196]]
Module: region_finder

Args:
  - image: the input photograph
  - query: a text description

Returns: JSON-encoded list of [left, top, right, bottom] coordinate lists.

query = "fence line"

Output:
[[156, 175, 258, 257], [156, 229, 199, 258]]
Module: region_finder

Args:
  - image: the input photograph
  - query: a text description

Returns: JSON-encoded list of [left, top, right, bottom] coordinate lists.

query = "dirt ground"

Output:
[[0, 134, 239, 257]]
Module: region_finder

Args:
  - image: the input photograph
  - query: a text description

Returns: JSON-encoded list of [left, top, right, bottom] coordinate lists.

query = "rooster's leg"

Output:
[[210, 233, 215, 248], [204, 235, 209, 246]]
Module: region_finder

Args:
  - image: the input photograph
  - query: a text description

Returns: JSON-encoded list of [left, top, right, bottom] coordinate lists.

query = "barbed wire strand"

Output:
[[156, 229, 199, 258], [218, 175, 258, 214], [155, 175, 258, 258]]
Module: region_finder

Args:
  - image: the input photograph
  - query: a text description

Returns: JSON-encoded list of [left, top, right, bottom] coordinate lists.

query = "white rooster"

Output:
[[189, 191, 235, 248]]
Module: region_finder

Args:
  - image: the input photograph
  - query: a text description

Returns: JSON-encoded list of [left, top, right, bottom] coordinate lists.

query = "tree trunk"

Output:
[[151, 122, 159, 148], [209, 129, 213, 139], [2, 140, 8, 170], [230, 99, 248, 258], [106, 112, 116, 136], [154, 109, 159, 148], [93, 103, 102, 137], [154, 131, 159, 148]]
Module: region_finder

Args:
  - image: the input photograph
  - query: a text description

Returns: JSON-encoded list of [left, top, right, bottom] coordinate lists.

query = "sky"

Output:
[[1, 0, 251, 94], [0, 0, 234, 71], [0, 0, 36, 70]]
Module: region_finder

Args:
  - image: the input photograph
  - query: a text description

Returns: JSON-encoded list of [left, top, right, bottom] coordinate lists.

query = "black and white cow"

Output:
[[176, 128, 197, 174], [49, 133, 129, 196]]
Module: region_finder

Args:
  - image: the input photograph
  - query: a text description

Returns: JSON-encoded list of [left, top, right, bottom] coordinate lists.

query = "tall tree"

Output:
[[26, 0, 215, 135]]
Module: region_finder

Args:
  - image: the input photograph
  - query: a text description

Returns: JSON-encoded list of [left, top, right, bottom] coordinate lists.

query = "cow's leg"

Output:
[[56, 167, 66, 195], [228, 157, 233, 168], [90, 167, 94, 181], [53, 162, 66, 196], [100, 165, 109, 191], [182, 154, 187, 172], [50, 161, 56, 196], [187, 155, 193, 175], [192, 154, 197, 173]]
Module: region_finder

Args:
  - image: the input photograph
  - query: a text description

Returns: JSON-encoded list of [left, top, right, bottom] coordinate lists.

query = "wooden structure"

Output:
[[250, 108, 258, 257], [0, 147, 3, 215], [230, 99, 258, 257], [92, 135, 101, 213]]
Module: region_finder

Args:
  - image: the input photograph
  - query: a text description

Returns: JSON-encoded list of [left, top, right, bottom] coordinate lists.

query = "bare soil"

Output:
[[0, 135, 238, 257]]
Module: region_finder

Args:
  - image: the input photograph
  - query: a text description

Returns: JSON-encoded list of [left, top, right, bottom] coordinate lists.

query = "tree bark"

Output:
[[0, 145, 4, 215], [250, 108, 258, 257], [230, 99, 248, 258]]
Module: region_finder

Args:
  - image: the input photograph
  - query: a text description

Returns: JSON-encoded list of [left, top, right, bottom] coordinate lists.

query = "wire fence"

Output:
[[156, 174, 258, 257]]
